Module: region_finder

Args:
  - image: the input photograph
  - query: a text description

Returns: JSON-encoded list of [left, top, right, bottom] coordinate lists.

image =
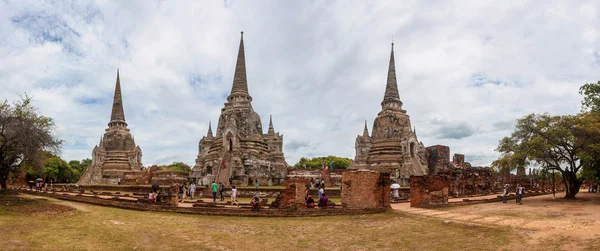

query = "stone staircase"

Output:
[[103, 152, 131, 170], [214, 152, 233, 185]]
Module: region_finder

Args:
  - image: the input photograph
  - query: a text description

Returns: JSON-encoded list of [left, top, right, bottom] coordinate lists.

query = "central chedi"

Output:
[[77, 70, 143, 185], [190, 32, 288, 186], [349, 43, 427, 186]]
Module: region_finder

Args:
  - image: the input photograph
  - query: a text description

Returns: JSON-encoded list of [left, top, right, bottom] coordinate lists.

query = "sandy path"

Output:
[[393, 191, 600, 249]]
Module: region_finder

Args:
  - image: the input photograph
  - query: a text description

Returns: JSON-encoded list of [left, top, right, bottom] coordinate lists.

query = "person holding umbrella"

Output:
[[390, 181, 401, 203]]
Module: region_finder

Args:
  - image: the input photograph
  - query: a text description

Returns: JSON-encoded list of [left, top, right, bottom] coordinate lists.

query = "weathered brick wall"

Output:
[[425, 145, 451, 172], [341, 170, 390, 209], [452, 154, 465, 167], [278, 177, 310, 209], [410, 175, 450, 208]]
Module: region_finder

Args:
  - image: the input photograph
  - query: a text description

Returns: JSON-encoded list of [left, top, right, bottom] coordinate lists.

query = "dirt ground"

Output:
[[393, 191, 600, 250]]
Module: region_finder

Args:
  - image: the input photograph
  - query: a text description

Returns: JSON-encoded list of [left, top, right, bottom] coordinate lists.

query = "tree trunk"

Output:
[[0, 176, 6, 190], [562, 171, 582, 199]]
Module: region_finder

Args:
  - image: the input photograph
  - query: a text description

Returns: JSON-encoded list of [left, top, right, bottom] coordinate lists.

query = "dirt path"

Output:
[[393, 191, 600, 249], [18, 193, 91, 212]]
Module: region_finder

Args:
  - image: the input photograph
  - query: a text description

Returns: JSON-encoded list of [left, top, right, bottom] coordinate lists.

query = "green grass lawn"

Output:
[[0, 191, 527, 251]]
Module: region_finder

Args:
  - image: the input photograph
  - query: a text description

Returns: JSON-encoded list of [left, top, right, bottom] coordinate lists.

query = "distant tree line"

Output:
[[293, 156, 352, 169]]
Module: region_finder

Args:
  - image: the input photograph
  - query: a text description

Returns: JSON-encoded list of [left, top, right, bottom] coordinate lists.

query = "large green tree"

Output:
[[495, 113, 595, 199], [0, 96, 62, 190], [578, 81, 600, 182]]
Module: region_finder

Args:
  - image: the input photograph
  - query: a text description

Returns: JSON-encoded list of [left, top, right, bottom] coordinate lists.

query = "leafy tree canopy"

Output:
[[156, 162, 192, 173], [0, 95, 62, 189], [292, 156, 352, 169]]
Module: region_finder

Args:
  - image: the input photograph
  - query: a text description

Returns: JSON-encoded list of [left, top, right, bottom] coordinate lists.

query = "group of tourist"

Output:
[[588, 183, 599, 193], [502, 183, 525, 204], [304, 186, 329, 208], [28, 178, 45, 192], [174, 183, 197, 202], [309, 177, 326, 189]]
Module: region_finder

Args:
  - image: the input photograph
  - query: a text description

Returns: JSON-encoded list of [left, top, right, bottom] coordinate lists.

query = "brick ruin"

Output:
[[410, 174, 450, 208], [78, 70, 144, 185], [424, 145, 500, 197], [190, 32, 288, 187], [276, 177, 310, 209], [341, 170, 391, 209], [349, 43, 427, 187], [274, 170, 390, 210]]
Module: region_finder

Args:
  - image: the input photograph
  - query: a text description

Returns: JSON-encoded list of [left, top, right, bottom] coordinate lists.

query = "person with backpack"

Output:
[[219, 182, 225, 201]]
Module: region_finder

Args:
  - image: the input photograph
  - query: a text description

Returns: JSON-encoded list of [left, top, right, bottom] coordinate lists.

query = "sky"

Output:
[[1, 0, 599, 167]]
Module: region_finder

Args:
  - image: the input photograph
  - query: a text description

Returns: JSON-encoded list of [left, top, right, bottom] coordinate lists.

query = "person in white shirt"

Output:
[[190, 183, 196, 199], [231, 185, 239, 207]]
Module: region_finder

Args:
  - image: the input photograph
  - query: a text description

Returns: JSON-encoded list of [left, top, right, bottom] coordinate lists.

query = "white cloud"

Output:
[[1, 0, 598, 167]]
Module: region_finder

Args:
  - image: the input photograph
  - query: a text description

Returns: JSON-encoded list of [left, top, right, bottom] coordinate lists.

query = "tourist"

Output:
[[251, 194, 261, 210], [391, 181, 401, 203], [516, 183, 524, 205], [185, 184, 191, 199], [321, 181, 325, 189], [117, 177, 121, 185], [148, 191, 156, 202], [316, 178, 321, 188], [211, 180, 218, 202], [304, 187, 310, 201], [229, 177, 233, 186], [318, 186, 324, 200], [178, 183, 185, 202], [255, 179, 259, 188], [219, 182, 225, 201], [306, 195, 315, 208], [28, 180, 34, 190], [231, 185, 239, 207], [502, 184, 509, 203], [310, 178, 315, 189], [318, 193, 329, 208], [190, 183, 196, 199]]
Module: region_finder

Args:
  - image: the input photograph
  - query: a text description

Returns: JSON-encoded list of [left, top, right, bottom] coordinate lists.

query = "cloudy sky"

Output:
[[1, 0, 598, 167]]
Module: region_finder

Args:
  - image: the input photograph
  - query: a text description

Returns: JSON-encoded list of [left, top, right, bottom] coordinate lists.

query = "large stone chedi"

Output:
[[77, 70, 143, 185], [349, 43, 427, 186], [191, 33, 287, 186]]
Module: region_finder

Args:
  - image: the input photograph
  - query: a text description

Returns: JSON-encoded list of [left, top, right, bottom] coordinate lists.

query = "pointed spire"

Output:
[[381, 42, 403, 110], [414, 126, 416, 135], [268, 115, 275, 134], [109, 69, 127, 127], [229, 31, 249, 97], [363, 120, 370, 137], [207, 121, 213, 138]]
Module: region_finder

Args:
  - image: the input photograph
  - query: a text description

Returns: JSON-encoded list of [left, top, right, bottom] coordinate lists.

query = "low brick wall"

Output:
[[17, 190, 385, 217], [73, 184, 341, 198]]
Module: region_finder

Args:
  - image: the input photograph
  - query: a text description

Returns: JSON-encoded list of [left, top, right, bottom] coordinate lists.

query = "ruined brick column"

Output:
[[341, 170, 390, 209], [410, 175, 449, 208], [278, 177, 310, 209]]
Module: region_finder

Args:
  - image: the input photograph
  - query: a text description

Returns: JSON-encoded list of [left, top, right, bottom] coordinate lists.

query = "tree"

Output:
[[0, 96, 61, 190], [293, 156, 352, 169], [495, 113, 592, 199], [579, 81, 600, 113]]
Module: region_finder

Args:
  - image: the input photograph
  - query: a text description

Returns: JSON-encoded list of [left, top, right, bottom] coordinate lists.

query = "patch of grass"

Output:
[[0, 192, 525, 251]]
